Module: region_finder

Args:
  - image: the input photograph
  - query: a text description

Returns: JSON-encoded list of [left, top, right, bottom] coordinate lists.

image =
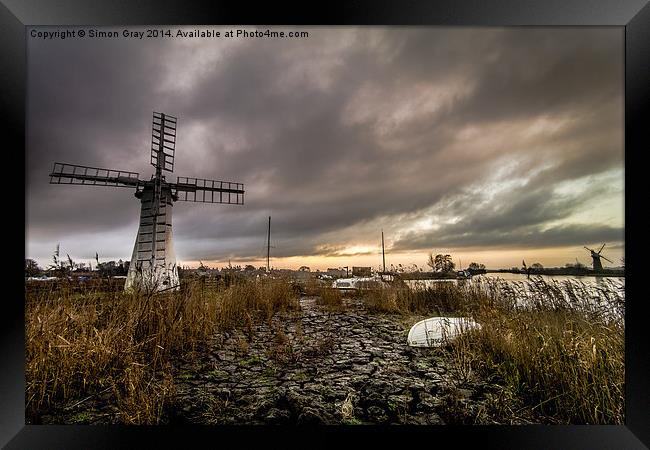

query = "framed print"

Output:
[[3, 0, 649, 448]]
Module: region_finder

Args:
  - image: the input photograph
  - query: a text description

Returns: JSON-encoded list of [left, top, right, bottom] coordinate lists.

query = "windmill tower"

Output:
[[49, 111, 245, 292], [583, 244, 613, 271]]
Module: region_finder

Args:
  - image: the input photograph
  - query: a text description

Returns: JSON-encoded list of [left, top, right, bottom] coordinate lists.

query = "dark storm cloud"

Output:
[[27, 30, 172, 239], [393, 223, 623, 251], [391, 177, 624, 252], [26, 27, 624, 265], [446, 29, 621, 124]]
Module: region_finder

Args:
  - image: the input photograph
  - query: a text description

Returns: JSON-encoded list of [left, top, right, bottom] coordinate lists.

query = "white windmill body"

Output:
[[125, 184, 179, 291]]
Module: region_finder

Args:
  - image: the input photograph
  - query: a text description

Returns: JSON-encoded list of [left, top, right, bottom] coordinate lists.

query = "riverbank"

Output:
[[398, 268, 624, 280], [25, 277, 624, 425], [28, 296, 532, 425], [167, 297, 500, 425], [486, 268, 624, 277]]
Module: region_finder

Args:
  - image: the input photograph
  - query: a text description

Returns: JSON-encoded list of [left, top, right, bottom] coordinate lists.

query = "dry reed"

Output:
[[25, 276, 300, 424], [316, 286, 345, 310], [362, 277, 625, 424]]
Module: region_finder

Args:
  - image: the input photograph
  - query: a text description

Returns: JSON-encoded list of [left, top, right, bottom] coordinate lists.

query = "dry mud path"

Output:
[[169, 297, 492, 425]]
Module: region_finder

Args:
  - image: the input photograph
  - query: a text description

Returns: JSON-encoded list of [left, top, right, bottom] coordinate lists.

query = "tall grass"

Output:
[[217, 277, 300, 328], [25, 277, 299, 424], [316, 286, 345, 310], [362, 277, 625, 424], [467, 278, 624, 424], [362, 281, 486, 316]]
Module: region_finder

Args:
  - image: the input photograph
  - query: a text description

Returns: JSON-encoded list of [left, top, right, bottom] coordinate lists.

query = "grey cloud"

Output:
[[393, 223, 623, 252], [392, 174, 623, 252], [26, 27, 624, 266]]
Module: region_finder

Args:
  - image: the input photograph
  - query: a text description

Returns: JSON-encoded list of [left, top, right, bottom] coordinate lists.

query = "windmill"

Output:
[[49, 111, 245, 292], [583, 244, 613, 271]]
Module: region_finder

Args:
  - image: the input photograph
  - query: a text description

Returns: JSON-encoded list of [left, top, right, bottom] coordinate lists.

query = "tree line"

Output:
[[25, 250, 130, 278]]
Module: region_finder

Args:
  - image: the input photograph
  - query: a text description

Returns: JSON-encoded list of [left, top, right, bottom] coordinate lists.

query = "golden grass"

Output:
[[361, 281, 478, 315], [361, 277, 625, 424], [467, 303, 624, 424], [316, 286, 345, 311], [25, 277, 299, 424], [218, 277, 300, 328], [302, 277, 324, 296], [26, 274, 624, 425]]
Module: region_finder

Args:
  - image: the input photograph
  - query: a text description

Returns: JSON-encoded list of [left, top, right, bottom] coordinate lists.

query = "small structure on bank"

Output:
[[352, 266, 372, 277]]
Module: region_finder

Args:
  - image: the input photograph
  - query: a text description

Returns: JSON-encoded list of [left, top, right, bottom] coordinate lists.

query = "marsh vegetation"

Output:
[[357, 277, 624, 424], [25, 276, 624, 425]]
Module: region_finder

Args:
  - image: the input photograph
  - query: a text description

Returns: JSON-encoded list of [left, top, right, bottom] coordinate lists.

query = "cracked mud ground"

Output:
[[169, 297, 491, 425]]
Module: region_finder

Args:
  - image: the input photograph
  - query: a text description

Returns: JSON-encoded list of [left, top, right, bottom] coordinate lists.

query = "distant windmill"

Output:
[[49, 111, 245, 292], [583, 244, 613, 271]]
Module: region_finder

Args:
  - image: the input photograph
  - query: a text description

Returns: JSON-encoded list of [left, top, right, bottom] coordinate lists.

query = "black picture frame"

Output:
[[3, 1, 648, 448]]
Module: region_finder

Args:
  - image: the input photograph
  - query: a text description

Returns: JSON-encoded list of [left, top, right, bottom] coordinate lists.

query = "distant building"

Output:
[[352, 266, 372, 277], [298, 266, 310, 272], [326, 268, 347, 277]]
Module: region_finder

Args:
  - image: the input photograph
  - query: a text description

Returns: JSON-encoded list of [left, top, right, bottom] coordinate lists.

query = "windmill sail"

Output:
[[151, 112, 177, 172], [49, 163, 140, 188], [599, 251, 614, 263], [173, 177, 244, 204]]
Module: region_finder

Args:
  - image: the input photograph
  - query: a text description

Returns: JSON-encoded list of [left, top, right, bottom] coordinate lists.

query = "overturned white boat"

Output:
[[407, 317, 481, 347]]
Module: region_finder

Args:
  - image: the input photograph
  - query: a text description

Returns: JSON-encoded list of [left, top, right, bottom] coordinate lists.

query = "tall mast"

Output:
[[381, 229, 386, 273], [267, 216, 271, 272]]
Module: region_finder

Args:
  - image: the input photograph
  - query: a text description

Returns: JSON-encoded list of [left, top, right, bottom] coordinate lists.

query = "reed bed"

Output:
[[26, 275, 624, 425], [216, 277, 300, 329], [25, 277, 299, 424], [362, 280, 486, 316], [316, 286, 345, 310], [361, 277, 625, 424]]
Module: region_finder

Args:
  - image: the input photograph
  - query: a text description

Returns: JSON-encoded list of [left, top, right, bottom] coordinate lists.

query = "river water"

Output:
[[406, 273, 624, 288], [404, 274, 625, 322], [478, 272, 624, 285]]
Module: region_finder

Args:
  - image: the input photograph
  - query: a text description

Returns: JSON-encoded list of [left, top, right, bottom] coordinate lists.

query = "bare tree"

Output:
[[25, 259, 41, 277]]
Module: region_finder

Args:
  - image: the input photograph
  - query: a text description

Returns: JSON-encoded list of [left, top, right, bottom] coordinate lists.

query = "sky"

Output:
[[25, 26, 624, 271]]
